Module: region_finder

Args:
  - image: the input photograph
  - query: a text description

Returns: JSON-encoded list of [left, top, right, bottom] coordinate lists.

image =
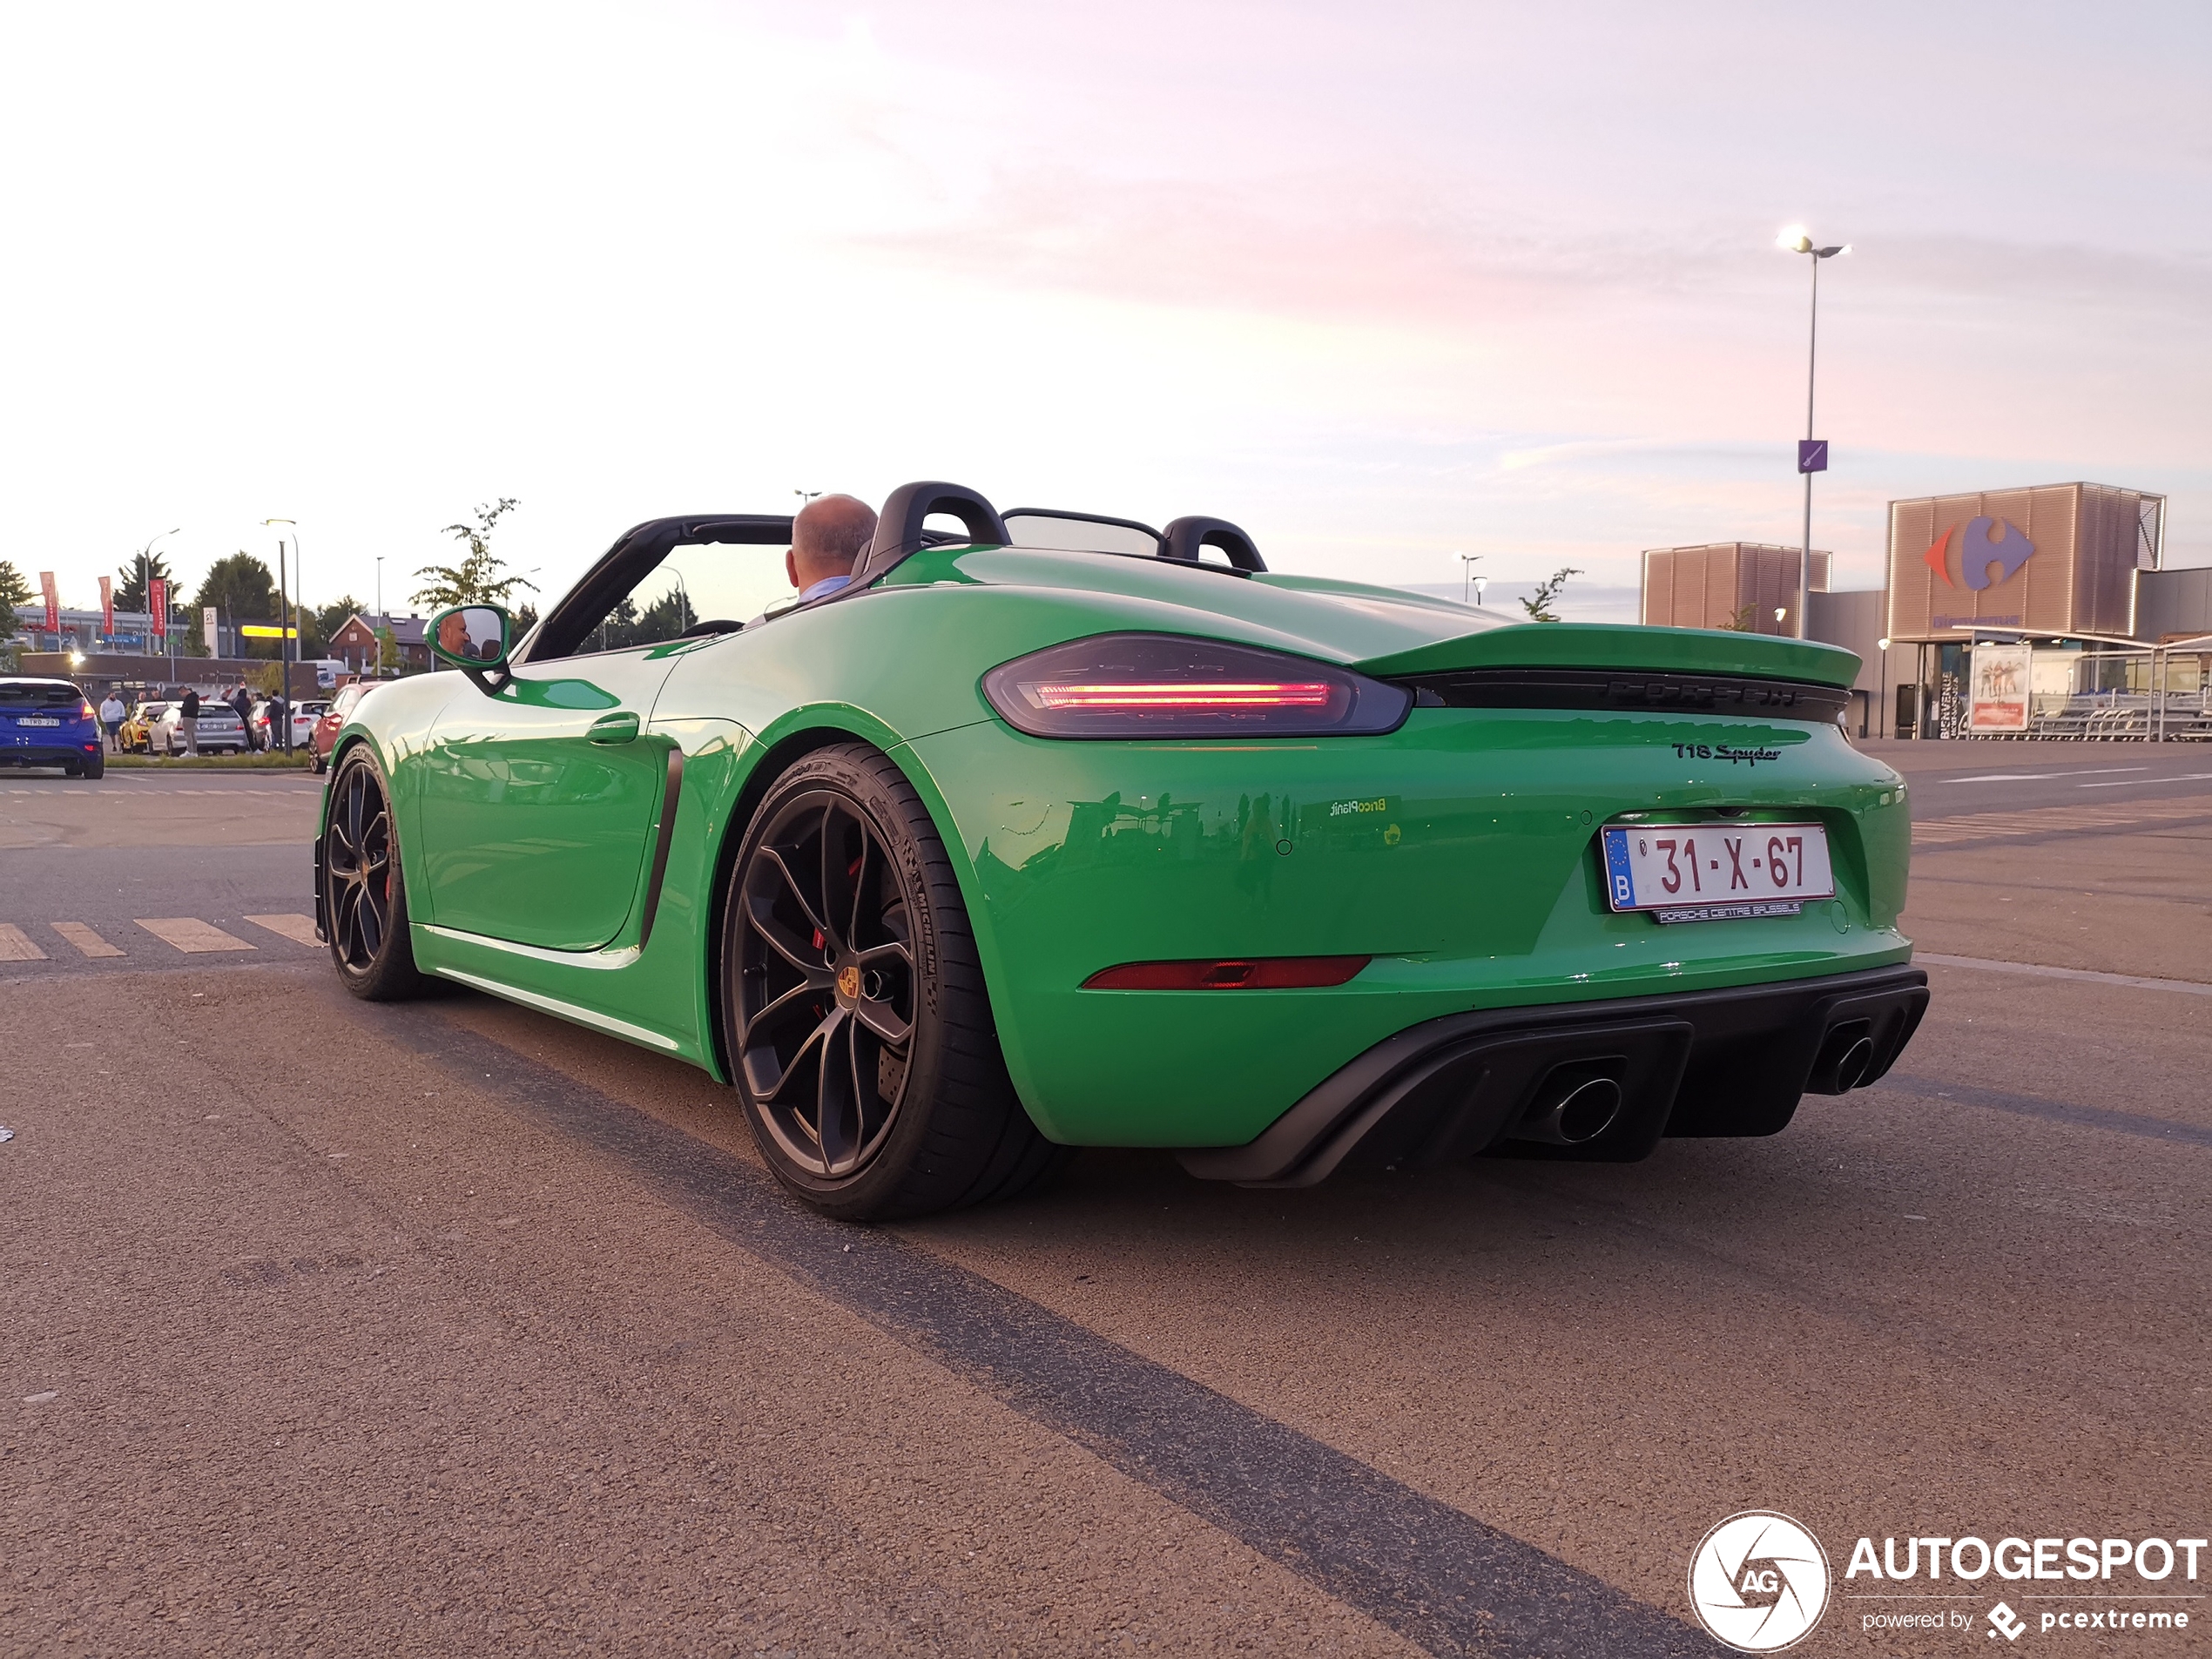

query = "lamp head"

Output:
[[1776, 224, 1811, 253], [1877, 637, 1892, 651]]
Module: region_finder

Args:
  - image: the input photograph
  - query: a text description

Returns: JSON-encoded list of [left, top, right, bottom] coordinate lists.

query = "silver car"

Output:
[[151, 700, 247, 755]]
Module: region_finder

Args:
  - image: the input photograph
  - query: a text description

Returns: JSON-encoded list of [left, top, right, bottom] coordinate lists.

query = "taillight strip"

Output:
[[1082, 956, 1371, 991]]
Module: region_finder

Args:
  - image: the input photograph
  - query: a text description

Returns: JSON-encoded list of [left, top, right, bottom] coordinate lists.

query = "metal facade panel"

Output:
[[1638, 542, 1831, 635], [1677, 546, 1708, 629], [1885, 482, 2163, 641]]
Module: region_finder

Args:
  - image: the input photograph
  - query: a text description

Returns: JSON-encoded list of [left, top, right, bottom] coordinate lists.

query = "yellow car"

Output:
[[120, 700, 168, 754]]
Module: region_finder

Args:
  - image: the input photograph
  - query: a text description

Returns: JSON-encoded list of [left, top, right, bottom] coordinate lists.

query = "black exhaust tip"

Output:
[[1511, 1070, 1624, 1146], [1807, 1022, 1877, 1096]]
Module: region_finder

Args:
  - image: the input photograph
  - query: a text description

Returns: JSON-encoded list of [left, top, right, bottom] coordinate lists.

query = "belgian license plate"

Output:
[[1601, 823, 1832, 922], [17, 717, 60, 727]]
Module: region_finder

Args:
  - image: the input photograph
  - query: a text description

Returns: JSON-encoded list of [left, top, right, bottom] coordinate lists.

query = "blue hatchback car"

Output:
[[0, 678, 105, 778]]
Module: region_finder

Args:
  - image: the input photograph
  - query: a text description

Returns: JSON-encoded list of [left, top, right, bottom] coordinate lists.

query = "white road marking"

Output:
[[1918, 953, 2212, 997], [1942, 767, 2147, 783], [51, 922, 123, 958], [245, 913, 320, 947], [0, 924, 48, 962], [136, 918, 255, 953], [2078, 772, 2212, 789]]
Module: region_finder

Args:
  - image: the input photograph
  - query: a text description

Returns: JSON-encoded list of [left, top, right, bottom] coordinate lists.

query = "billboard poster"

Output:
[[39, 570, 58, 632], [203, 605, 219, 655], [98, 575, 113, 638], [1968, 642, 2032, 733], [148, 578, 168, 648]]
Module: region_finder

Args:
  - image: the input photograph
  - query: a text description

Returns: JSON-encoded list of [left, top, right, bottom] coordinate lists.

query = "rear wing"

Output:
[[1353, 623, 1859, 690]]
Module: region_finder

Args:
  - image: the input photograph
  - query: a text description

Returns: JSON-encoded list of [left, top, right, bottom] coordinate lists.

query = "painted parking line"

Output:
[[50, 921, 123, 958], [1917, 953, 2212, 998], [0, 924, 49, 962], [135, 918, 255, 954], [1912, 792, 2212, 846], [245, 913, 320, 947]]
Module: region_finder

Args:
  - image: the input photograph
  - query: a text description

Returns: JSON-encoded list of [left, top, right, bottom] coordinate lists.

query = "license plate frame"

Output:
[[14, 716, 62, 727], [1601, 822, 1834, 918]]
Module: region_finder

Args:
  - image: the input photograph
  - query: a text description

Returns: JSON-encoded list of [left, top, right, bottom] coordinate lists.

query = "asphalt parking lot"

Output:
[[3, 748, 2208, 1656]]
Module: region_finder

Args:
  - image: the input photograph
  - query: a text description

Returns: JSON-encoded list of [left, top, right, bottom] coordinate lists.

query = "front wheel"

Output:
[[323, 747, 425, 1001], [723, 743, 1061, 1221]]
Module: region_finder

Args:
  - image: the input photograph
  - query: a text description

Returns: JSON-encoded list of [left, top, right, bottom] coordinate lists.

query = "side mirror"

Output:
[[429, 605, 511, 668]]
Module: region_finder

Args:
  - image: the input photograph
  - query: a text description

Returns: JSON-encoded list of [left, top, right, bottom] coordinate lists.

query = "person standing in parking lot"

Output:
[[228, 685, 255, 750], [179, 686, 199, 757], [98, 691, 125, 752]]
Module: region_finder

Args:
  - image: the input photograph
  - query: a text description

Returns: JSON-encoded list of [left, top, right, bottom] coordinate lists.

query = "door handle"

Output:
[[588, 711, 641, 745]]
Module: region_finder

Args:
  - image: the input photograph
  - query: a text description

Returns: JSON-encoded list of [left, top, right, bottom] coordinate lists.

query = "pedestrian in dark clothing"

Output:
[[179, 687, 200, 757], [229, 685, 254, 749]]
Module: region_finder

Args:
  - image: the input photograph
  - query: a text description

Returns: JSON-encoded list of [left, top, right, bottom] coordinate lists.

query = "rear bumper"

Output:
[[0, 743, 98, 765], [1177, 964, 1928, 1186]]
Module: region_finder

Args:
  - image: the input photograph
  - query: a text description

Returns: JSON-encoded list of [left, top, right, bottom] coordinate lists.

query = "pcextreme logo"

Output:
[[1688, 1511, 1831, 1651], [1925, 515, 2035, 590]]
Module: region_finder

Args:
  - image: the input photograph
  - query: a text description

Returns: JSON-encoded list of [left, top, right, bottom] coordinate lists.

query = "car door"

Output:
[[415, 648, 679, 951]]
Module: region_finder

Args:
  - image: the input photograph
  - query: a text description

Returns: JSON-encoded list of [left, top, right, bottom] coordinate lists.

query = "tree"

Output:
[[0, 559, 30, 633], [1521, 567, 1581, 624], [117, 550, 174, 612], [192, 552, 280, 657], [1716, 604, 1758, 633], [414, 497, 536, 609]]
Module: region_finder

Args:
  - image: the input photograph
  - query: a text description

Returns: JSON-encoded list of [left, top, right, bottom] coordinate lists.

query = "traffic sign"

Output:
[[1797, 439, 1829, 474]]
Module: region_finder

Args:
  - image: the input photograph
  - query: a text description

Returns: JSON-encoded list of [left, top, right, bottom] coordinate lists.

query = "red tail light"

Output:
[[983, 634, 1409, 738], [78, 700, 96, 719], [1082, 956, 1370, 990], [1030, 679, 1338, 711]]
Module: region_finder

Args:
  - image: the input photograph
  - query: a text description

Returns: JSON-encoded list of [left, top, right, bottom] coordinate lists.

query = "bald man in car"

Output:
[[786, 494, 880, 604]]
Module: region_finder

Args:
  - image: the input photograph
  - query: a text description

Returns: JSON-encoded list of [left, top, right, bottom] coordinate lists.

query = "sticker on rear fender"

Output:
[[1601, 823, 1833, 916]]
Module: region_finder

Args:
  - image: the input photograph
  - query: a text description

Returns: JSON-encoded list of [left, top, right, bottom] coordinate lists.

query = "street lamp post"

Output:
[[1458, 552, 1483, 607], [1777, 226, 1849, 639], [263, 519, 298, 752]]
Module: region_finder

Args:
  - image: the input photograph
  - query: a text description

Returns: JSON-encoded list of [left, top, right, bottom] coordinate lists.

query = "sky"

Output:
[[3, 0, 2206, 626]]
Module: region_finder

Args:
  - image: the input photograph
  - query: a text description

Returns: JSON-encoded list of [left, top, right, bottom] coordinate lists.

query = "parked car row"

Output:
[[3, 675, 383, 773]]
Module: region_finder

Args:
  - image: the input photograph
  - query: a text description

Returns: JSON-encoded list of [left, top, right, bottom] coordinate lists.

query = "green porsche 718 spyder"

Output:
[[314, 480, 1925, 1219]]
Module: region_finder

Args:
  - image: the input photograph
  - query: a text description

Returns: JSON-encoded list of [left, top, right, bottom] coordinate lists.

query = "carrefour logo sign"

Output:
[[1924, 516, 2034, 590]]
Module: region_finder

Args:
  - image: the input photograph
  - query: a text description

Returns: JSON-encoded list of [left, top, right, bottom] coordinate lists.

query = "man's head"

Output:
[[786, 494, 879, 596]]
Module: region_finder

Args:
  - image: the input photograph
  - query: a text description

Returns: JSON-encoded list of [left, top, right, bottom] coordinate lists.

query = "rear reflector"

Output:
[[1082, 955, 1370, 991]]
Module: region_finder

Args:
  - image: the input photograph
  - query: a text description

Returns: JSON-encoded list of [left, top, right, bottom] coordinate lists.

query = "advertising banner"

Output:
[[149, 578, 167, 646], [98, 575, 113, 637], [1968, 641, 2032, 733], [39, 570, 58, 632], [203, 606, 219, 655]]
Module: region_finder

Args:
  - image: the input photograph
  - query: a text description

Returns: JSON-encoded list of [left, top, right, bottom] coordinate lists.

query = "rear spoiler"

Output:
[[1353, 623, 1859, 690]]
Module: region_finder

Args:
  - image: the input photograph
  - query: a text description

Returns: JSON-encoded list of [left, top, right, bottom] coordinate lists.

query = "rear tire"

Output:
[[78, 754, 103, 780], [324, 746, 426, 1001], [722, 742, 1059, 1221]]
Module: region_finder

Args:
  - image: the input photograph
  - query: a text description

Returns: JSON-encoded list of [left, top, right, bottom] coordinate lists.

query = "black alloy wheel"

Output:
[[323, 748, 424, 1000], [725, 744, 1061, 1220]]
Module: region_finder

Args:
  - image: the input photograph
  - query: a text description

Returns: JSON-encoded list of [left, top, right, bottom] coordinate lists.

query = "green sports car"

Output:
[[315, 481, 1925, 1219]]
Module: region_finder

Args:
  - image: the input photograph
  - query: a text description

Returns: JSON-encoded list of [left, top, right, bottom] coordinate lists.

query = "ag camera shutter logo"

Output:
[[1689, 1511, 1831, 1651]]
